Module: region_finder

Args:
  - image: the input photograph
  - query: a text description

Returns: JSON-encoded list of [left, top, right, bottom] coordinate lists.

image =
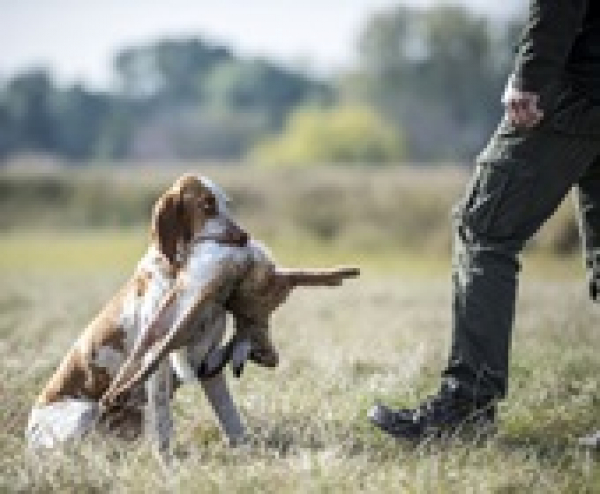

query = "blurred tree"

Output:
[[0, 96, 17, 159], [155, 39, 231, 103], [93, 101, 137, 160], [0, 13, 519, 164], [51, 84, 112, 160], [250, 104, 405, 165], [205, 59, 331, 128], [3, 70, 56, 154], [112, 38, 331, 160], [0, 37, 332, 162], [114, 47, 162, 100], [114, 39, 231, 102], [345, 4, 511, 161], [94, 101, 134, 160], [128, 106, 268, 160]]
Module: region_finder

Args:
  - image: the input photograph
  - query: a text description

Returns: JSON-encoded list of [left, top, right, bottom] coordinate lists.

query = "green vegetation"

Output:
[[250, 105, 405, 166]]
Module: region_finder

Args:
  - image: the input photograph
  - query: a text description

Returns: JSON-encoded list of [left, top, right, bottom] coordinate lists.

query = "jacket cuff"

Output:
[[511, 57, 559, 94]]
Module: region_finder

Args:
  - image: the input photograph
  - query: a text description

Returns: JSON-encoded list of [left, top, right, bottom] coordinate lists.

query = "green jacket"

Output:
[[514, 0, 600, 134]]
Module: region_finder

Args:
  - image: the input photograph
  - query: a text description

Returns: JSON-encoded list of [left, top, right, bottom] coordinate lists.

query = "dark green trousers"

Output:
[[444, 84, 600, 400]]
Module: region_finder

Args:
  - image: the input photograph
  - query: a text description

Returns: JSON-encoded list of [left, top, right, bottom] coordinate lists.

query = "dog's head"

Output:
[[151, 173, 248, 267]]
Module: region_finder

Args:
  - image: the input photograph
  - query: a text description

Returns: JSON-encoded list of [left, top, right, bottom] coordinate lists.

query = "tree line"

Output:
[[0, 5, 521, 164]]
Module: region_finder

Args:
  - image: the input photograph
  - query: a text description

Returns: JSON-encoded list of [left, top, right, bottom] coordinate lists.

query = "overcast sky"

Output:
[[0, 0, 525, 89]]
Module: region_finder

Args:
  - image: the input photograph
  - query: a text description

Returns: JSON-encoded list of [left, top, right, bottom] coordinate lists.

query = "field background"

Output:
[[1, 163, 599, 492]]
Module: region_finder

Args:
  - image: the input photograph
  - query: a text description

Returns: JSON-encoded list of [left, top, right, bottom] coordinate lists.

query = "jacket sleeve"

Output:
[[513, 0, 588, 93]]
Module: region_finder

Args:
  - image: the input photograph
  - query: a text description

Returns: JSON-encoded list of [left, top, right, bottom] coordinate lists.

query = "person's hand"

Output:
[[502, 75, 544, 129]]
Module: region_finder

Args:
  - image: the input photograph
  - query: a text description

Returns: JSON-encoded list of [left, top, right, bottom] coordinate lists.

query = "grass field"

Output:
[[1, 165, 599, 492], [1, 229, 599, 493]]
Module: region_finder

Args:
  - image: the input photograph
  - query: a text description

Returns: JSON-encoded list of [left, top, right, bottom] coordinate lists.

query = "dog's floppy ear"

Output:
[[151, 190, 191, 266]]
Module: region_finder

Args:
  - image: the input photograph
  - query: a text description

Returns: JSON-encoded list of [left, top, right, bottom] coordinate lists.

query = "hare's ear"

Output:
[[151, 191, 185, 266]]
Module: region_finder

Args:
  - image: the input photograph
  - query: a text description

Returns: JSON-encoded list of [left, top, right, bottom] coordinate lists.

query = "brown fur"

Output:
[[36, 277, 140, 406], [34, 174, 248, 442], [227, 248, 359, 368], [150, 173, 223, 270]]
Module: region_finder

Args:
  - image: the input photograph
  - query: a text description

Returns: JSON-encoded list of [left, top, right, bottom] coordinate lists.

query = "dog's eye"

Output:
[[200, 196, 217, 214]]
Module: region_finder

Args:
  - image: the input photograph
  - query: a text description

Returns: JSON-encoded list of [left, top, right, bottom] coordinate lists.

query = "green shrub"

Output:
[[249, 105, 405, 166]]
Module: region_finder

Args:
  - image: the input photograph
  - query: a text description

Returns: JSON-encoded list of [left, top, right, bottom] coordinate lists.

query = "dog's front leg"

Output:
[[201, 372, 246, 445], [145, 356, 173, 464]]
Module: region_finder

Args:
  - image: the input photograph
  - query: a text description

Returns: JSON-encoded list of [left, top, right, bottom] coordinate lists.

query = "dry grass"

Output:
[[1, 249, 599, 492], [0, 164, 582, 256], [0, 165, 598, 492]]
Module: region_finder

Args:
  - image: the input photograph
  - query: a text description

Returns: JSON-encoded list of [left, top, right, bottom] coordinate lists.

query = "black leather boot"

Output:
[[368, 380, 497, 443]]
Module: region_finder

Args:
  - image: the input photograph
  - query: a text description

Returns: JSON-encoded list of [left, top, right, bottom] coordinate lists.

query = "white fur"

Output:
[[198, 175, 231, 213], [169, 349, 198, 383], [144, 354, 173, 458], [137, 245, 175, 329], [27, 399, 98, 449]]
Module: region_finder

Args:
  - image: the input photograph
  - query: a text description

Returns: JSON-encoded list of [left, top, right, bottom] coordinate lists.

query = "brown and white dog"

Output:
[[29, 173, 359, 460], [27, 174, 248, 453], [99, 188, 360, 452]]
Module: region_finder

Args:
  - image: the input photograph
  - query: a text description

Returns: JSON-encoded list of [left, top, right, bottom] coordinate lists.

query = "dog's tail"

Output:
[[278, 266, 360, 287]]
